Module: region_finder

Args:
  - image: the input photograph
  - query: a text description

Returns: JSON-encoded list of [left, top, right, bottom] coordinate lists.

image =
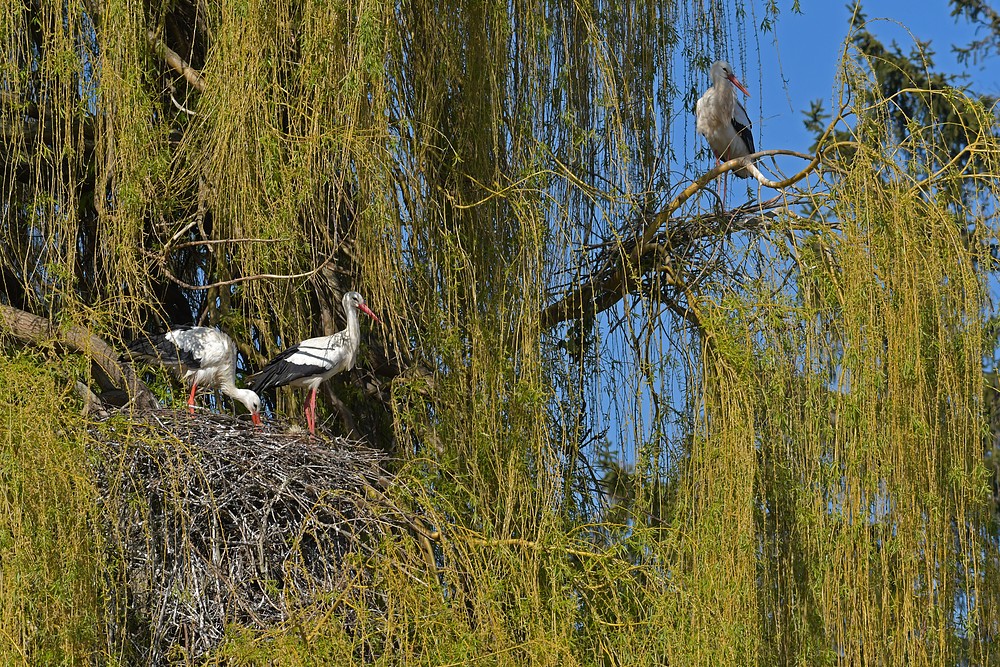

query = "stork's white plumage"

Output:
[[125, 326, 262, 425], [251, 292, 380, 434], [696, 60, 755, 185]]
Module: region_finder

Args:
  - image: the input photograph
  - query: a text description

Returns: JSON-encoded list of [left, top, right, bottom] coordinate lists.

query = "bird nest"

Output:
[[87, 408, 417, 664]]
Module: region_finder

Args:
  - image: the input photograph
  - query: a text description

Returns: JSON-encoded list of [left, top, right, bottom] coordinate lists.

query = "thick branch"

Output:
[[0, 304, 157, 409], [146, 30, 206, 93], [714, 148, 821, 189]]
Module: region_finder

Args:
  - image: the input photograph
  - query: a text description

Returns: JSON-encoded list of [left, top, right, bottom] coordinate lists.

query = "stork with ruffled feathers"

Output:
[[696, 60, 755, 202], [124, 326, 262, 424]]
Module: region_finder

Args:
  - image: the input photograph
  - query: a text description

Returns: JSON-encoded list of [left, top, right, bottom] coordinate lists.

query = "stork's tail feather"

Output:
[[123, 334, 182, 364], [249, 361, 298, 394], [249, 344, 311, 393], [248, 366, 279, 393]]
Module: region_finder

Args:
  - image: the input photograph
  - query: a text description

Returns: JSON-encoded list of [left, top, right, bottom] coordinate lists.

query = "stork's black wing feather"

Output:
[[733, 99, 755, 155], [124, 326, 201, 367], [250, 343, 328, 392]]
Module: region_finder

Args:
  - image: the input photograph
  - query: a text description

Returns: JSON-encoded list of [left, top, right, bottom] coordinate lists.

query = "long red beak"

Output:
[[728, 74, 750, 97], [252, 412, 262, 426], [358, 303, 382, 324]]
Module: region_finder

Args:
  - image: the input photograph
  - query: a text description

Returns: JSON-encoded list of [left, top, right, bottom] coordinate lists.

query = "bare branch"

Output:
[[170, 91, 199, 116], [540, 148, 824, 331], [146, 30, 206, 93], [145, 248, 337, 291]]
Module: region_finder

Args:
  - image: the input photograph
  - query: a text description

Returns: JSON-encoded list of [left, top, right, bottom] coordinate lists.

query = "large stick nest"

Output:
[[88, 409, 417, 664]]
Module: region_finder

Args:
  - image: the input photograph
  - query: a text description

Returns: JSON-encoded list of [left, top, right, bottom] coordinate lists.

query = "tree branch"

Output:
[[540, 149, 823, 330], [0, 304, 157, 410], [146, 30, 206, 93], [145, 247, 338, 291]]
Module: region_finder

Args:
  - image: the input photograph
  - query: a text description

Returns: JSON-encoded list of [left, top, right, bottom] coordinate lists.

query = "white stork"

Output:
[[251, 291, 380, 434], [124, 326, 263, 424], [695, 60, 755, 199]]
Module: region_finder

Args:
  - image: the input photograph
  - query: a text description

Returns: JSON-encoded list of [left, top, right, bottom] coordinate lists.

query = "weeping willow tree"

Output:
[[2, 0, 999, 663]]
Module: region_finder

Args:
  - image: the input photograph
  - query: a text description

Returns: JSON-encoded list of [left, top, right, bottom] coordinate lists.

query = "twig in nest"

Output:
[[89, 408, 419, 664]]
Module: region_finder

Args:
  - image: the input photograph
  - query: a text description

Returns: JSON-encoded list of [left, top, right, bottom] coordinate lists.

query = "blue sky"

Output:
[[755, 1, 997, 156]]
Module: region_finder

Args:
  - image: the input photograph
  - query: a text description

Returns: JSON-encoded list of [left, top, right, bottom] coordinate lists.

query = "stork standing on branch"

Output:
[[696, 60, 756, 203], [251, 292, 380, 435], [124, 327, 263, 424]]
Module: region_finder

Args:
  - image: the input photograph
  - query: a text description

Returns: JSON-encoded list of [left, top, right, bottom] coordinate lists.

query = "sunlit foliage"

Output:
[[1, 0, 999, 663]]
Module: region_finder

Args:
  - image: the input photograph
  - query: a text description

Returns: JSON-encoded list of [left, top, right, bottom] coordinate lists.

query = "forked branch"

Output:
[[540, 148, 823, 330]]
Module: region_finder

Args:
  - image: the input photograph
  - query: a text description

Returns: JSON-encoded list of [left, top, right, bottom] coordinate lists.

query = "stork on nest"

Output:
[[88, 408, 433, 665]]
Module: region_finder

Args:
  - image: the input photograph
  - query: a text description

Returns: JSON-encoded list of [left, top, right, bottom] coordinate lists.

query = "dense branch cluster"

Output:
[[89, 409, 412, 664]]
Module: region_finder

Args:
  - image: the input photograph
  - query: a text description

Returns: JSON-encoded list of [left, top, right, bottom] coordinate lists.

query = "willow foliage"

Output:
[[1, 0, 999, 664]]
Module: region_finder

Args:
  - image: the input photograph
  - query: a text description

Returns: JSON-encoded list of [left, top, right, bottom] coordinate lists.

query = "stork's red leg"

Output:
[[308, 388, 318, 435], [187, 383, 198, 415], [716, 158, 728, 208]]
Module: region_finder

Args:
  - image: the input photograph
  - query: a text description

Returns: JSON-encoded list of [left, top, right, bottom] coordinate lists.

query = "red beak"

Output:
[[358, 303, 382, 324], [252, 412, 262, 426], [728, 74, 750, 97]]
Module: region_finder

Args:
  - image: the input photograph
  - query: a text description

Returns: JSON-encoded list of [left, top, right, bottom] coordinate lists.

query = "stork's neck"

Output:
[[713, 75, 737, 107], [344, 302, 361, 349], [218, 376, 257, 408], [218, 375, 240, 397]]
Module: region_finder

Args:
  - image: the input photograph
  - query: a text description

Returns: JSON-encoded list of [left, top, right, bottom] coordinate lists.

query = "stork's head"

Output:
[[344, 291, 382, 324], [236, 388, 263, 426], [710, 60, 750, 97]]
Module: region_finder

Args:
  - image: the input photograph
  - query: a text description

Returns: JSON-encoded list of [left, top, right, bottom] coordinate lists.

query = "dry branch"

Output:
[[146, 247, 338, 291], [0, 304, 157, 409]]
